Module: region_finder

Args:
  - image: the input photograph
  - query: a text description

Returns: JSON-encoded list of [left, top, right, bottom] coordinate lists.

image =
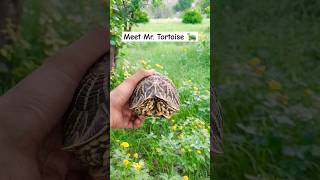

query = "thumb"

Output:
[[111, 69, 155, 106]]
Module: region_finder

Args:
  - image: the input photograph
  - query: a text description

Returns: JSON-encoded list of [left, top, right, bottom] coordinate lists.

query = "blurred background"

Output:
[[0, 0, 104, 94], [213, 0, 320, 179]]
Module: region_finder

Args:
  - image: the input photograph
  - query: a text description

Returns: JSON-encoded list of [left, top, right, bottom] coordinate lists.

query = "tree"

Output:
[[110, 0, 162, 46], [174, 0, 193, 12]]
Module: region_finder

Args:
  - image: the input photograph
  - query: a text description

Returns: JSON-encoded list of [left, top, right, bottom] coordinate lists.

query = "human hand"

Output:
[[0, 27, 107, 179], [110, 69, 155, 128]]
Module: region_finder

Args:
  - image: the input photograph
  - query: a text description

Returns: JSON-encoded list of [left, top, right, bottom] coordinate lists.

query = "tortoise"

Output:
[[62, 52, 110, 179], [129, 73, 180, 119]]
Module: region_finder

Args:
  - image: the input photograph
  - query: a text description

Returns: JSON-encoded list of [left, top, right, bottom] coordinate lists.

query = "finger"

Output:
[[46, 26, 108, 83], [111, 69, 155, 106], [133, 116, 147, 128], [134, 119, 141, 128]]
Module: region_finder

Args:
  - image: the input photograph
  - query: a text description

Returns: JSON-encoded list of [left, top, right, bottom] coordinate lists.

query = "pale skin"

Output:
[[0, 27, 153, 179]]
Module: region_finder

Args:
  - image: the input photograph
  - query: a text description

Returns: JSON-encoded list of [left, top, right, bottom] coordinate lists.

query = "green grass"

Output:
[[213, 0, 320, 179], [121, 19, 210, 88], [111, 19, 211, 179]]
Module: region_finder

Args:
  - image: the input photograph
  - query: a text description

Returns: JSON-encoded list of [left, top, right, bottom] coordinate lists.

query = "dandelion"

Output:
[[123, 159, 129, 167], [183, 175, 189, 180], [140, 59, 146, 65], [155, 64, 163, 69], [133, 153, 139, 159], [124, 71, 130, 78], [120, 142, 129, 148], [172, 124, 177, 131], [197, 150, 202, 154], [132, 162, 142, 172], [268, 80, 282, 91], [248, 57, 261, 66]]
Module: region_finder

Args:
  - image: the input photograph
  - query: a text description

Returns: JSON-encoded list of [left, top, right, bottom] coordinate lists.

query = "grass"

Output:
[[110, 19, 210, 179], [213, 0, 320, 179]]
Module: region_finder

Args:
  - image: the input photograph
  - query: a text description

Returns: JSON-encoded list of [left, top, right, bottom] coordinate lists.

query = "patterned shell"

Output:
[[63, 54, 109, 150], [211, 83, 223, 155], [129, 73, 179, 110]]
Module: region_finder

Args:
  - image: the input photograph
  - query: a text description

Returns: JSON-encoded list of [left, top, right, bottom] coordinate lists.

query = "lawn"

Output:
[[110, 18, 211, 179], [213, 0, 320, 179]]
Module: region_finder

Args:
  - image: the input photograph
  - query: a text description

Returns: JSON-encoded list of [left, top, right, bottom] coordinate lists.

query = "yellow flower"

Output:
[[123, 159, 129, 167], [187, 79, 192, 84], [127, 153, 131, 157], [132, 162, 142, 171], [124, 71, 130, 78], [133, 153, 139, 159], [120, 142, 129, 148], [197, 150, 202, 154], [178, 133, 184, 139], [183, 175, 189, 180], [193, 86, 199, 91], [248, 57, 261, 66], [172, 124, 177, 131], [140, 59, 146, 65], [268, 80, 282, 91], [156, 148, 161, 153], [155, 64, 163, 69]]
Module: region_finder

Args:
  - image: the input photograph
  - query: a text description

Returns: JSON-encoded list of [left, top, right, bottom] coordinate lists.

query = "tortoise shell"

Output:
[[211, 83, 223, 155], [129, 73, 179, 118], [62, 53, 109, 177]]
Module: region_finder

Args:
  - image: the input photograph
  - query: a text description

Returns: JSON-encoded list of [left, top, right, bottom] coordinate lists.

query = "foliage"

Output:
[[204, 6, 210, 17], [110, 0, 161, 46], [133, 10, 149, 24], [150, 4, 174, 19], [199, 0, 210, 13], [182, 9, 203, 24], [174, 0, 193, 12], [111, 19, 210, 179]]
